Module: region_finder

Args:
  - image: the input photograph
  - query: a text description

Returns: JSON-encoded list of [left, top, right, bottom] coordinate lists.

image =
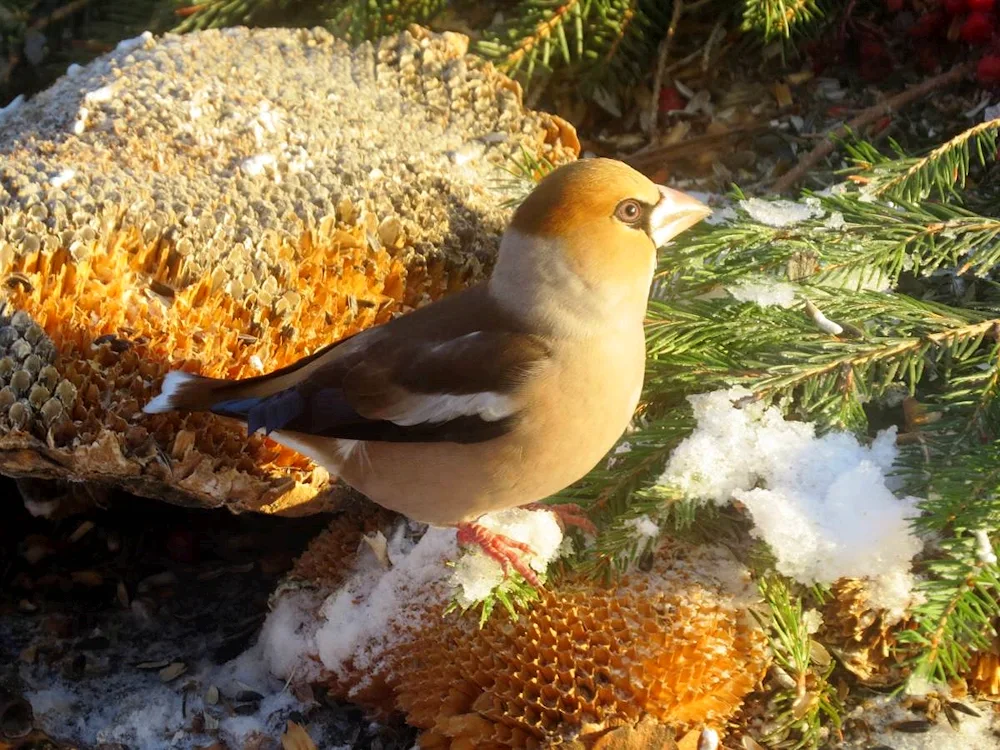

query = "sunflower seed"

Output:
[[159, 662, 187, 682]]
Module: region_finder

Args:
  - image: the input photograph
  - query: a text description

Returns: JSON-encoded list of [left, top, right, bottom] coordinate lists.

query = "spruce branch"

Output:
[[897, 536, 1000, 684], [846, 119, 1000, 203], [891, 435, 1000, 682], [554, 415, 695, 516], [332, 0, 447, 40], [753, 575, 842, 750], [476, 0, 669, 90], [493, 145, 558, 207], [644, 289, 1000, 430], [740, 0, 825, 42], [666, 196, 1000, 292], [174, 0, 261, 31], [577, 485, 733, 580], [916, 339, 1000, 439], [476, 0, 586, 83]]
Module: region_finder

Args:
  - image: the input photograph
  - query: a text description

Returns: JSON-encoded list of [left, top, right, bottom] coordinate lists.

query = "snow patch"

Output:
[[739, 197, 821, 227], [50, 168, 76, 189], [975, 529, 998, 565], [115, 31, 154, 54], [623, 515, 661, 556], [824, 210, 846, 230], [0, 94, 25, 124], [728, 277, 797, 308], [242, 153, 277, 177], [625, 514, 660, 539], [84, 86, 115, 104], [71, 107, 88, 135], [859, 692, 999, 749], [313, 524, 455, 680], [258, 589, 324, 682], [659, 387, 922, 620], [260, 509, 564, 690], [25, 642, 303, 750]]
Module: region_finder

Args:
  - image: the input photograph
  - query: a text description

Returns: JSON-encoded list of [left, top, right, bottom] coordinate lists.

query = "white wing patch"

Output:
[[383, 391, 517, 426], [271, 431, 368, 472]]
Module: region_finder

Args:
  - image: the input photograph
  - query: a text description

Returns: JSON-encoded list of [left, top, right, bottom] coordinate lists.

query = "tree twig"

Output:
[[30, 0, 93, 33], [770, 61, 975, 195], [625, 124, 771, 175], [648, 0, 684, 139]]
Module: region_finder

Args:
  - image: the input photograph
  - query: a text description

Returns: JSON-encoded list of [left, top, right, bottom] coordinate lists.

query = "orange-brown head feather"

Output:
[[511, 158, 662, 239], [503, 158, 709, 299]]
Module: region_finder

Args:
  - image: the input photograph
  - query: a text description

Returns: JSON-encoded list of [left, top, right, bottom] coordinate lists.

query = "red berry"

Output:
[[886, 0, 904, 11], [658, 86, 684, 112], [970, 0, 995, 10], [978, 53, 1000, 82], [962, 12, 994, 43], [944, 0, 967, 13]]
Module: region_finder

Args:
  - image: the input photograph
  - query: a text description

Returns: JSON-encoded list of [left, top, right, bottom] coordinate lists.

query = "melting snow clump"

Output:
[[312, 524, 455, 679], [623, 514, 661, 556], [728, 277, 798, 308], [801, 608, 823, 634], [739, 197, 821, 227], [24, 642, 306, 749], [625, 514, 660, 539], [260, 509, 564, 688], [858, 692, 999, 750], [452, 508, 565, 608], [0, 94, 25, 123], [824, 210, 846, 230], [659, 386, 923, 620]]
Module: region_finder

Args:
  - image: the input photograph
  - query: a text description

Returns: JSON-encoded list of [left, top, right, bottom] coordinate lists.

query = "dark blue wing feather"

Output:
[[213, 388, 366, 436]]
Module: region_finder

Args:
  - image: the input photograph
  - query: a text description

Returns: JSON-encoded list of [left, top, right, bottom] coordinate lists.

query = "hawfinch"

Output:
[[144, 158, 710, 585]]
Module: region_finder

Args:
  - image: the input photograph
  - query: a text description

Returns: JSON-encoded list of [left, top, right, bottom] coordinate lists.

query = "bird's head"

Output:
[[491, 158, 711, 332]]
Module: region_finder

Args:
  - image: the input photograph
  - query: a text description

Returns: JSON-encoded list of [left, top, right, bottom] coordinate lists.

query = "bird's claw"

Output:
[[525, 502, 598, 536], [456, 522, 542, 588]]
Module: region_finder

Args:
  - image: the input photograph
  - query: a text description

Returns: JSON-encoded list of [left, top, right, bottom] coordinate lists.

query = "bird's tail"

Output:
[[143, 339, 342, 421], [142, 371, 244, 414]]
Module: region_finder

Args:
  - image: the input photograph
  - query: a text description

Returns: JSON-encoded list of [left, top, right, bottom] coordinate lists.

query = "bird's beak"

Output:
[[649, 186, 712, 248]]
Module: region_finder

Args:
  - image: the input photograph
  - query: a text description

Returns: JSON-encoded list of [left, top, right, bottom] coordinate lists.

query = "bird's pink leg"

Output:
[[525, 502, 598, 536], [455, 522, 542, 588]]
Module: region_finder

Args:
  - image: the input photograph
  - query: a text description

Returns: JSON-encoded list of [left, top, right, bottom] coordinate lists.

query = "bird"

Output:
[[143, 158, 710, 586]]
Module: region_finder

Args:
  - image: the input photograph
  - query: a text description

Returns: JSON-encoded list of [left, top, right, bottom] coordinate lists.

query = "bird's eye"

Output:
[[614, 199, 644, 224]]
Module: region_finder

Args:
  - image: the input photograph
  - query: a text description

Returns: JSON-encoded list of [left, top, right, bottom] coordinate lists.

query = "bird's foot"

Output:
[[525, 502, 598, 536], [456, 522, 541, 588]]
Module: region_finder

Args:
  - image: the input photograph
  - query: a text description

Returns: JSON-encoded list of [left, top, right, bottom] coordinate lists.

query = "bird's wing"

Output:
[[213, 330, 550, 444]]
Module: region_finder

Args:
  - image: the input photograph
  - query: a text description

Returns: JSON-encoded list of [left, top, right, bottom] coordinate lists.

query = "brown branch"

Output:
[[29, 0, 93, 33], [624, 124, 771, 175], [770, 61, 975, 195], [647, 0, 684, 139]]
